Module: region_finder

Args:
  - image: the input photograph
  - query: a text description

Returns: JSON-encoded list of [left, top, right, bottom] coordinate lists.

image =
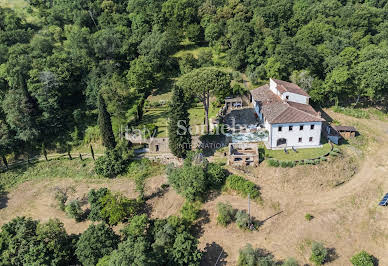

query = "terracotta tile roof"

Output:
[[250, 84, 282, 104], [287, 101, 319, 116], [272, 78, 310, 97], [250, 83, 324, 124], [270, 106, 325, 124]]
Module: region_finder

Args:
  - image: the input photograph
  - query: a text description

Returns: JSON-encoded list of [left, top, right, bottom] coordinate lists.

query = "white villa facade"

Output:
[[251, 78, 325, 149]]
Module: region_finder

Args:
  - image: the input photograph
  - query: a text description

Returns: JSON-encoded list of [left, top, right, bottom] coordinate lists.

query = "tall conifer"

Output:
[[168, 86, 191, 158]]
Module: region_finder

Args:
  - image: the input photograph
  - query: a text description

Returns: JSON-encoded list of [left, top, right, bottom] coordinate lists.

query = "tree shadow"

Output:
[[326, 247, 339, 263], [372, 255, 380, 266], [0, 188, 8, 209], [192, 209, 210, 238], [144, 185, 169, 201], [201, 242, 228, 266]]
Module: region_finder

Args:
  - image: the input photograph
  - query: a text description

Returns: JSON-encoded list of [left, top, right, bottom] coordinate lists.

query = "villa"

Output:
[[251, 78, 325, 149]]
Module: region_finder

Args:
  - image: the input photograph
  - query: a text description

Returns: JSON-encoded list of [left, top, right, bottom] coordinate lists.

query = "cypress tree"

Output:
[[98, 94, 116, 150], [168, 86, 191, 158]]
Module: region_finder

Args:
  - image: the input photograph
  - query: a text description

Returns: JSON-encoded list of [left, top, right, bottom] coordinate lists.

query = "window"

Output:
[[286, 96, 289, 100], [278, 126, 282, 132], [300, 125, 304, 130], [155, 145, 159, 152], [309, 137, 313, 142], [289, 126, 293, 131], [311, 125, 315, 130], [298, 137, 302, 143]]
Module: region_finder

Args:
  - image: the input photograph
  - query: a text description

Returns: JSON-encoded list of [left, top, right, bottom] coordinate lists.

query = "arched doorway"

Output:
[[277, 138, 287, 147]]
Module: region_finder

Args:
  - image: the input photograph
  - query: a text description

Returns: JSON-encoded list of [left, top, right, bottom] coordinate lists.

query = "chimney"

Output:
[[318, 111, 321, 117]]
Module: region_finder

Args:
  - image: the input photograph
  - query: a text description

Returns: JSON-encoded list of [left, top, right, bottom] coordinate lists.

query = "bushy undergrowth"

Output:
[[224, 175, 260, 200], [235, 210, 250, 229], [350, 250, 374, 266], [65, 200, 84, 222], [310, 242, 328, 265], [216, 202, 235, 226], [180, 201, 201, 223]]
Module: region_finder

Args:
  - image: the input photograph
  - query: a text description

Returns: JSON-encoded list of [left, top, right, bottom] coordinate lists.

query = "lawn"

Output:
[[0, 156, 164, 191], [265, 142, 332, 161]]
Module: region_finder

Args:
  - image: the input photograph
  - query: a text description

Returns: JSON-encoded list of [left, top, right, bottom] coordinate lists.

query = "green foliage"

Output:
[[332, 106, 370, 119], [87, 188, 109, 221], [75, 223, 119, 266], [237, 243, 276, 266], [98, 93, 116, 150], [268, 159, 280, 167], [0, 217, 75, 265], [95, 145, 132, 178], [168, 86, 191, 158], [350, 251, 374, 266], [54, 187, 68, 211], [282, 257, 299, 266], [224, 175, 260, 200], [65, 200, 84, 222], [121, 214, 149, 239], [305, 213, 314, 221], [206, 163, 227, 189], [171, 231, 202, 265], [180, 201, 201, 223], [216, 202, 235, 226], [179, 53, 198, 74], [177, 67, 231, 133], [235, 210, 250, 229], [310, 242, 328, 265], [100, 191, 142, 226]]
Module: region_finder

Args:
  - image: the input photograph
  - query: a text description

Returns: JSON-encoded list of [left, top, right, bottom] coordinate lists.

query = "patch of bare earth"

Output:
[[199, 110, 388, 265], [0, 175, 184, 234]]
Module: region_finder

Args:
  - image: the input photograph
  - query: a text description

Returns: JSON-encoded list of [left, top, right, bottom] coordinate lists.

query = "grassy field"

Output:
[[265, 142, 332, 161], [0, 156, 164, 191]]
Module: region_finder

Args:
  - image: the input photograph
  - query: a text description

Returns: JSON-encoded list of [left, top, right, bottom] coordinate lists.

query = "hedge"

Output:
[[224, 175, 260, 200]]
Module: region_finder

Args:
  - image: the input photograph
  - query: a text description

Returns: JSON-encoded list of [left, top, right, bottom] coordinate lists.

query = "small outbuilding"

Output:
[[332, 125, 357, 139], [225, 96, 243, 109]]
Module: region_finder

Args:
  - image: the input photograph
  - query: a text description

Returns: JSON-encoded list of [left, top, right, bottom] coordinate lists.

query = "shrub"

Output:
[[237, 243, 275, 266], [65, 200, 84, 222], [168, 163, 207, 201], [95, 149, 130, 178], [54, 188, 68, 211], [283, 257, 299, 266], [216, 202, 235, 226], [320, 157, 327, 162], [206, 163, 227, 189], [100, 192, 142, 225], [238, 244, 257, 266], [267, 159, 280, 167], [350, 251, 374, 266], [235, 210, 250, 229], [280, 160, 288, 168], [180, 201, 201, 223], [224, 175, 260, 200], [121, 214, 149, 239], [305, 213, 314, 221], [310, 242, 328, 265], [88, 188, 109, 221]]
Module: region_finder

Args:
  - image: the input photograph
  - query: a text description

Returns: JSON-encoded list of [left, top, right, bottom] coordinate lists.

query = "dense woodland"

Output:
[[0, 0, 387, 158]]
